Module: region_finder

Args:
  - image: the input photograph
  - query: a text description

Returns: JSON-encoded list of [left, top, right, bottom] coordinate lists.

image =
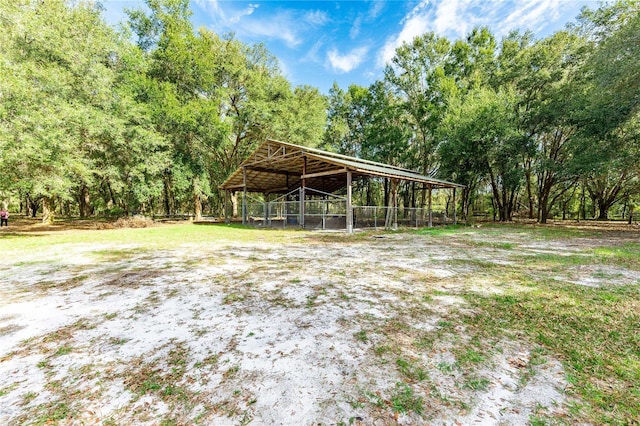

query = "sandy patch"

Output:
[[1, 229, 637, 424]]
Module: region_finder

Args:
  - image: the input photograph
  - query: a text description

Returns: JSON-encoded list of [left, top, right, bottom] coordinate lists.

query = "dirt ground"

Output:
[[0, 220, 638, 425]]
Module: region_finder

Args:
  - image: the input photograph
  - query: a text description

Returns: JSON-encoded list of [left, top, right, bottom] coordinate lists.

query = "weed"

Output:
[[437, 320, 453, 328], [223, 365, 240, 378], [437, 362, 455, 373], [390, 382, 424, 416], [414, 334, 436, 350], [306, 294, 317, 308], [0, 383, 18, 397], [462, 375, 490, 391], [353, 330, 368, 343], [21, 391, 37, 405], [373, 344, 392, 356], [223, 293, 245, 304], [54, 346, 72, 356], [455, 348, 486, 366], [109, 337, 129, 345], [396, 358, 429, 381], [36, 360, 51, 369], [361, 389, 385, 408]]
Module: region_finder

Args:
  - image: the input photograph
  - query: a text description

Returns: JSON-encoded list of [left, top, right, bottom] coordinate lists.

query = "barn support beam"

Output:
[[300, 156, 306, 229], [453, 187, 457, 225], [428, 184, 433, 228], [392, 179, 398, 230], [346, 170, 353, 234], [242, 166, 247, 225]]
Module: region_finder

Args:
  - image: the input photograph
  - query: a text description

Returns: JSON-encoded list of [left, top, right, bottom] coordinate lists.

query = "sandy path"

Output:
[[1, 228, 637, 425]]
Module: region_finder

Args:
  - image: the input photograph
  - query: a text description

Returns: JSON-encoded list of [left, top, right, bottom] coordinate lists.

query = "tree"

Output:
[[507, 31, 586, 223], [384, 33, 455, 177], [439, 88, 524, 221], [0, 0, 154, 222]]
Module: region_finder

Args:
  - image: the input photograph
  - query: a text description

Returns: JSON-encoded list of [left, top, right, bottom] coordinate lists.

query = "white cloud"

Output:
[[302, 38, 326, 63], [498, 0, 563, 35], [377, 1, 432, 67], [327, 46, 369, 73], [368, 0, 385, 19], [305, 10, 329, 26], [350, 16, 362, 39], [375, 0, 574, 69], [229, 3, 259, 24], [434, 0, 469, 37], [240, 15, 302, 47], [197, 2, 304, 48], [193, 0, 225, 19]]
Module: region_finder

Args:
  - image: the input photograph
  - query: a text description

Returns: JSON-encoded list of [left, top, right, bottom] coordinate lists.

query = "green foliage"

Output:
[[0, 0, 637, 224], [0, 0, 326, 221]]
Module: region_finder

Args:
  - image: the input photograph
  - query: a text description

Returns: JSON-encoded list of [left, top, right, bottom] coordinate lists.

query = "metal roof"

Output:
[[220, 138, 464, 193]]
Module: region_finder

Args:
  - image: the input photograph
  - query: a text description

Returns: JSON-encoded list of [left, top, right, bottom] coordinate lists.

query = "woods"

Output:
[[0, 0, 638, 223]]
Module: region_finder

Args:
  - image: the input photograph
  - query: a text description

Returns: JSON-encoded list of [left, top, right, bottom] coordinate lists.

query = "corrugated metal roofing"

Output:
[[220, 138, 464, 193]]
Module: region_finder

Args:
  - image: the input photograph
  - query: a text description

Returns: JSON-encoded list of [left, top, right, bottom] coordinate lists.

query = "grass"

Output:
[[3, 223, 304, 255], [460, 281, 640, 424], [593, 243, 640, 270], [390, 382, 424, 416], [2, 221, 639, 424], [396, 358, 429, 382]]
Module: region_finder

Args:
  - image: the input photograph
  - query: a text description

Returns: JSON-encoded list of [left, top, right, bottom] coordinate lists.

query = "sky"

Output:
[[102, 0, 597, 94]]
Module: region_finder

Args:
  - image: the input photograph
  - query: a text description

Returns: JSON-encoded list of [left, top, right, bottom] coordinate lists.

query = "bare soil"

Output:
[[0, 221, 638, 425]]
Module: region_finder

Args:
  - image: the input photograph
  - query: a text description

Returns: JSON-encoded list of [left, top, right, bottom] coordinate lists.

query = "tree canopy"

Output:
[[0, 0, 637, 223]]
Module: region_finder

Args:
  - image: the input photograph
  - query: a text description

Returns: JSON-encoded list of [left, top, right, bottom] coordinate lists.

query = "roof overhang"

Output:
[[220, 139, 465, 194]]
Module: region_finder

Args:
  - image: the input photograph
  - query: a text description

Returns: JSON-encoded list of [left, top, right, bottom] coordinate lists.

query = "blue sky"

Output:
[[103, 0, 596, 94]]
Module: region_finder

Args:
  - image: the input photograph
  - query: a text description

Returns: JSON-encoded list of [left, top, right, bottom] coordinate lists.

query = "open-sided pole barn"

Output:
[[220, 139, 464, 233]]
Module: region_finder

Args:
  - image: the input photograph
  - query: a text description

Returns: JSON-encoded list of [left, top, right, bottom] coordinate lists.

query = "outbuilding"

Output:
[[220, 138, 464, 233]]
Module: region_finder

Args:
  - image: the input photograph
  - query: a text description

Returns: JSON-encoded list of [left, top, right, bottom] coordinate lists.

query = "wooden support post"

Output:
[[453, 187, 457, 225], [300, 156, 306, 229], [428, 184, 433, 228], [392, 178, 398, 230], [346, 170, 353, 234], [242, 166, 247, 225]]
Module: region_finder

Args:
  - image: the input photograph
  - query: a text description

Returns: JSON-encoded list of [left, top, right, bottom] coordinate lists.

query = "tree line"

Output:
[[1, 0, 638, 224]]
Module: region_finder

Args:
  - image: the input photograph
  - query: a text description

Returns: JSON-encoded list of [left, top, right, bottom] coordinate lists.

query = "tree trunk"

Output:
[[629, 205, 634, 224], [42, 197, 54, 224], [525, 164, 535, 219], [461, 187, 470, 221], [27, 195, 39, 218], [193, 176, 203, 221], [580, 184, 586, 221], [194, 195, 202, 220], [79, 185, 91, 218], [231, 191, 238, 218], [597, 203, 609, 221], [163, 178, 172, 216], [539, 192, 549, 224]]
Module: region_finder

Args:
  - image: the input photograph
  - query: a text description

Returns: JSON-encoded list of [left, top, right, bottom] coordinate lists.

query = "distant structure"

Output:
[[221, 139, 464, 233]]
